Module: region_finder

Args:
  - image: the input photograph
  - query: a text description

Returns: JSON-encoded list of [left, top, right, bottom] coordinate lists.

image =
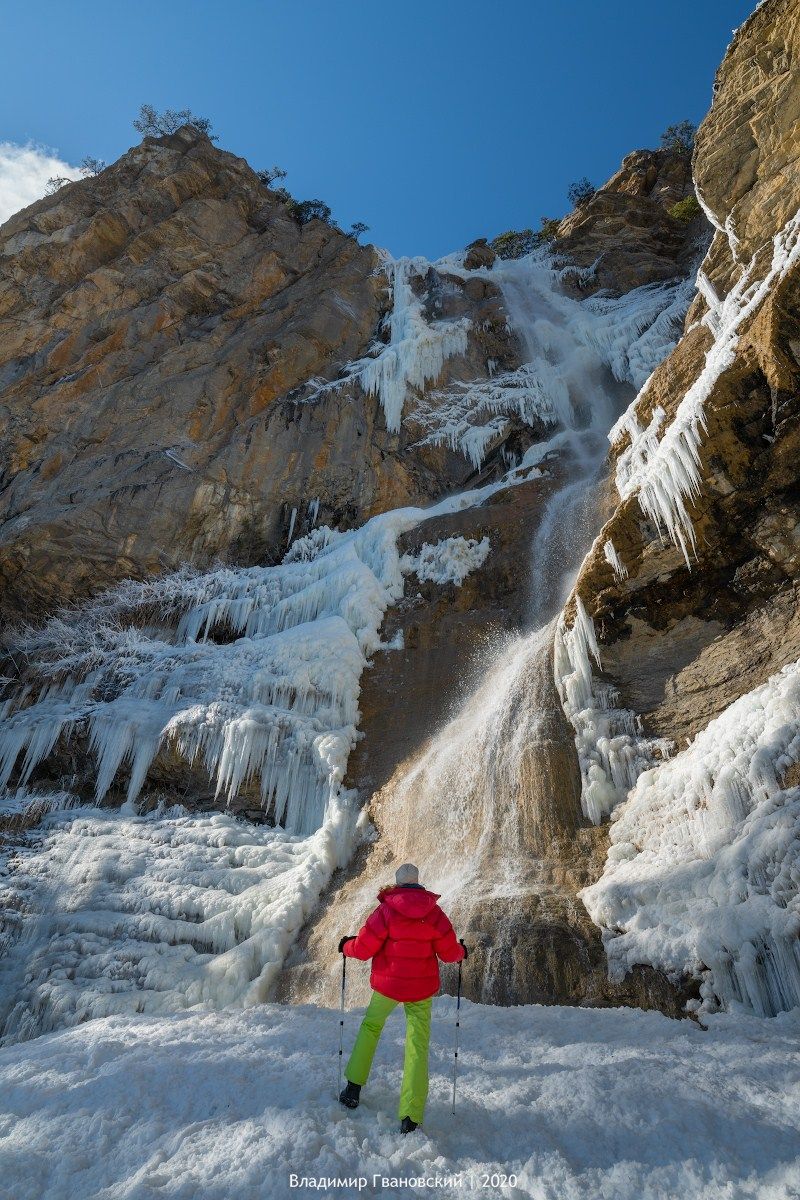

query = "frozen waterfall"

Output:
[[0, 250, 694, 1035]]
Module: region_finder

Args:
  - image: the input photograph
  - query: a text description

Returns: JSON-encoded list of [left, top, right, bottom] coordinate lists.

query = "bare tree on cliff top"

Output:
[[133, 105, 218, 141]]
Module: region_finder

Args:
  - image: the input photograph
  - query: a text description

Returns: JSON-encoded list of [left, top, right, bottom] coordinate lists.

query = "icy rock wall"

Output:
[[610, 210, 800, 566], [554, 599, 670, 825], [581, 660, 800, 1017]]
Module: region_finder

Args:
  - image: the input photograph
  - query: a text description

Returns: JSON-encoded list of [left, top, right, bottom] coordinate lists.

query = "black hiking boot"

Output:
[[400, 1116, 418, 1135], [339, 1081, 361, 1109]]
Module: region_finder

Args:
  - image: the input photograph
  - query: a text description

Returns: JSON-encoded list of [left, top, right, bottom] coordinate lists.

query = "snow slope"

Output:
[[0, 1000, 797, 1200]]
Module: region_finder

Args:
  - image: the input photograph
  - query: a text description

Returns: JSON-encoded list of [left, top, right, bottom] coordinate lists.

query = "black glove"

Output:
[[338, 936, 355, 954], [459, 938, 468, 960]]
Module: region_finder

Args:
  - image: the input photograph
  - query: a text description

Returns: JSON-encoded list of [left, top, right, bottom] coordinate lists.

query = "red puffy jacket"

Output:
[[343, 885, 465, 1002]]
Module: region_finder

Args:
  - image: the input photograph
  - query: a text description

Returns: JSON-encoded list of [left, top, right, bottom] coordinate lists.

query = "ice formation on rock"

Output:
[[0, 803, 346, 1041], [611, 210, 800, 564], [0, 511, 424, 833], [408, 365, 559, 470], [489, 256, 694, 393], [582, 660, 800, 1016], [405, 255, 694, 473], [358, 257, 471, 432], [554, 599, 670, 825], [303, 256, 471, 432], [576, 273, 698, 391], [401, 536, 491, 587], [603, 539, 628, 581]]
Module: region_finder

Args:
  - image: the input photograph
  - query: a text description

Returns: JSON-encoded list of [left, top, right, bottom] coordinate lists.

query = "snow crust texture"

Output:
[[0, 1001, 797, 1200]]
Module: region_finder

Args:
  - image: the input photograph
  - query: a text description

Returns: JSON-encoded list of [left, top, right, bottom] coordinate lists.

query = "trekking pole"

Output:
[[451, 958, 462, 1115], [337, 951, 347, 1097]]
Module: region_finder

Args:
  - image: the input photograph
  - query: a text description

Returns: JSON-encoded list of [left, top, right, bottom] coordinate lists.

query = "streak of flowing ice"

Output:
[[301, 255, 470, 433]]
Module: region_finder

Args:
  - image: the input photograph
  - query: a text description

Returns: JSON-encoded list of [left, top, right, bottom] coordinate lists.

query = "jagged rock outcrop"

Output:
[[0, 128, 521, 620], [553, 148, 707, 294], [568, 0, 800, 757]]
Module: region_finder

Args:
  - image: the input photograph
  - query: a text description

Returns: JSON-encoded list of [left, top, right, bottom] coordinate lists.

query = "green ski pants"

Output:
[[345, 989, 432, 1124]]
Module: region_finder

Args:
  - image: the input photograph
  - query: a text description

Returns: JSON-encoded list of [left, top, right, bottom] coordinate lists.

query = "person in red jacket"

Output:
[[338, 862, 466, 1134]]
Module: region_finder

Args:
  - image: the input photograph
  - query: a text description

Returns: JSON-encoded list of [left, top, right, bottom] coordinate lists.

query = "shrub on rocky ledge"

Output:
[[491, 216, 562, 260], [133, 104, 218, 141], [667, 194, 702, 223], [490, 229, 535, 259]]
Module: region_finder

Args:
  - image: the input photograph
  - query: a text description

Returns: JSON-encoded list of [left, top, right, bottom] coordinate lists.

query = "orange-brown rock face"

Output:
[[0, 127, 380, 615], [0, 127, 526, 620], [554, 149, 706, 294]]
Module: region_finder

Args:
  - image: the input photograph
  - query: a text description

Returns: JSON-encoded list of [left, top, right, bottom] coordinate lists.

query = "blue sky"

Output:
[[2, 0, 755, 257]]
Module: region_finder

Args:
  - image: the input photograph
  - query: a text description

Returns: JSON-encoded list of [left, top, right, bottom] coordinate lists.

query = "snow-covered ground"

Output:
[[1, 999, 797, 1200]]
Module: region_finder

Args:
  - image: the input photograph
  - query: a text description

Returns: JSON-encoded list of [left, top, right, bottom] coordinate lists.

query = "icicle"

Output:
[[603, 540, 628, 581], [612, 209, 800, 566]]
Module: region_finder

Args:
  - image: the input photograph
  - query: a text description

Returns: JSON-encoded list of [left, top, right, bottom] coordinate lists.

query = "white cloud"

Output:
[[0, 142, 82, 226]]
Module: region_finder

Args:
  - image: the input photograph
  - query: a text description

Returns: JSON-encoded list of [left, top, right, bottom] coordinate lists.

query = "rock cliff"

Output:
[[555, 147, 705, 295], [0, 129, 522, 619], [569, 0, 800, 757], [1, 0, 796, 1022]]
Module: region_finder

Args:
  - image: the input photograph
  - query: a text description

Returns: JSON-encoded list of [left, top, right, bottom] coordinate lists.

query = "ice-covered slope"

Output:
[[1, 1001, 797, 1200]]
